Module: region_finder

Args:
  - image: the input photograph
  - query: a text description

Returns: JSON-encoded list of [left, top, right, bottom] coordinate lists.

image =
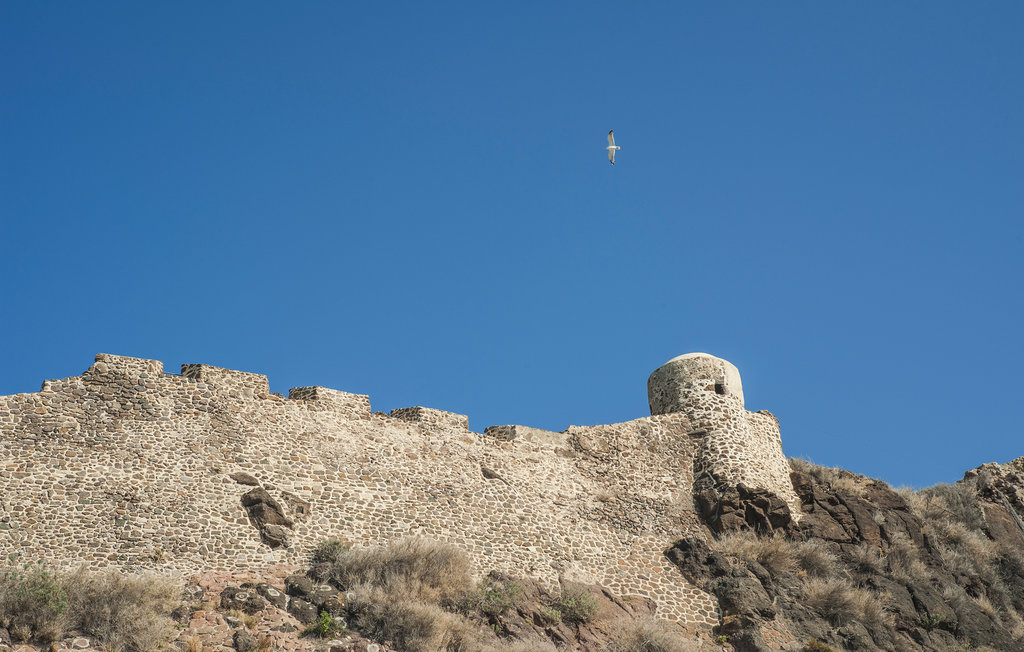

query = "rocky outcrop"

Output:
[[670, 458, 1024, 651]]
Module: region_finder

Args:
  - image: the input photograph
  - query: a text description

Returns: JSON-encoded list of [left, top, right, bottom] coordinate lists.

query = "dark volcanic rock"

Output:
[[285, 574, 315, 598], [696, 484, 793, 534], [260, 523, 292, 548], [287, 596, 318, 623], [241, 488, 293, 528], [229, 472, 260, 486], [232, 629, 255, 652], [220, 586, 266, 614], [251, 582, 288, 609]]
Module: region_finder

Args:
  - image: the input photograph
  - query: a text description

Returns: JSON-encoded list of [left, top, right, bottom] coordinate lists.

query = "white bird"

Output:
[[606, 130, 620, 165]]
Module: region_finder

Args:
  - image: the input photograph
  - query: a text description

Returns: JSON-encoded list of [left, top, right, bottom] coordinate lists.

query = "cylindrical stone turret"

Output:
[[648, 352, 801, 521], [648, 352, 745, 415]]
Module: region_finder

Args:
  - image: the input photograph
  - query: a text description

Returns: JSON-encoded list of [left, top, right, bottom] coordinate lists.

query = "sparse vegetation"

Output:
[[302, 609, 342, 638], [802, 639, 838, 652], [606, 618, 697, 652], [801, 577, 888, 628], [460, 576, 523, 618], [715, 531, 796, 575], [346, 587, 479, 652], [0, 564, 177, 650], [552, 586, 597, 624]]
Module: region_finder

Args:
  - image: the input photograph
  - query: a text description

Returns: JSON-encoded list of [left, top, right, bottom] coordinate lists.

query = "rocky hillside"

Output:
[[670, 457, 1024, 651], [4, 457, 1024, 652]]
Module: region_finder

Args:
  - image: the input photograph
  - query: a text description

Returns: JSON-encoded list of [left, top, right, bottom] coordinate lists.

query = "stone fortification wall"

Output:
[[648, 353, 800, 515], [0, 354, 719, 631]]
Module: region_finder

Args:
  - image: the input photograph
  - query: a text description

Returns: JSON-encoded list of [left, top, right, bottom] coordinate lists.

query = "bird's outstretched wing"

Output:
[[608, 148, 616, 164], [607, 130, 616, 146]]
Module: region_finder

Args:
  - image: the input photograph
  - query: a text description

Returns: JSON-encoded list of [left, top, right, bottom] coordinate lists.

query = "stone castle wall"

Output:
[[648, 353, 801, 515], [0, 354, 722, 631]]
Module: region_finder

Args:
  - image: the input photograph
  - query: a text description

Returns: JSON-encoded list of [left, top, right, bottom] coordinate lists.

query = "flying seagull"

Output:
[[606, 130, 620, 165]]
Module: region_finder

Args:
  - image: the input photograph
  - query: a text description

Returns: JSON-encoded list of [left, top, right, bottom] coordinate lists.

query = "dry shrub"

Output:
[[606, 617, 698, 652], [484, 641, 558, 652], [848, 544, 884, 575], [792, 539, 839, 578], [66, 569, 178, 652], [325, 537, 472, 604], [802, 577, 889, 629], [0, 563, 69, 642], [789, 459, 867, 494], [459, 575, 523, 618], [883, 533, 929, 584], [918, 482, 986, 531], [347, 585, 479, 652], [715, 532, 796, 576], [553, 586, 598, 624]]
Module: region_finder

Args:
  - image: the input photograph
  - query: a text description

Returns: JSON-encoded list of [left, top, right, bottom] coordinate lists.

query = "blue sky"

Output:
[[2, 3, 1021, 488]]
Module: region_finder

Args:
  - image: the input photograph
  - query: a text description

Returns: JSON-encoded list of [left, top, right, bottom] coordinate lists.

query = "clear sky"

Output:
[[2, 3, 1021, 488]]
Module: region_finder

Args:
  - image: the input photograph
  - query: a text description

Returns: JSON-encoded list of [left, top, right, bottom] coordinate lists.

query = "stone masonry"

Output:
[[0, 352, 797, 633], [648, 352, 801, 516]]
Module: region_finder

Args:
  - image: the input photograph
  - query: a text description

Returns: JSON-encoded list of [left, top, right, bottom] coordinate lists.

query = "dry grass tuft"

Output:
[[792, 539, 839, 578], [347, 585, 479, 652], [802, 577, 889, 629], [66, 568, 178, 652], [324, 537, 472, 604], [606, 618, 698, 652], [715, 531, 796, 576], [848, 544, 884, 575]]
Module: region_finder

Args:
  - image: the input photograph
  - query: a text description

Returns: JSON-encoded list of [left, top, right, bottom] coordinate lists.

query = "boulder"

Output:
[[260, 523, 292, 548], [288, 596, 319, 623], [252, 583, 288, 609], [220, 586, 267, 614], [285, 574, 315, 598], [241, 488, 293, 528], [233, 629, 255, 652]]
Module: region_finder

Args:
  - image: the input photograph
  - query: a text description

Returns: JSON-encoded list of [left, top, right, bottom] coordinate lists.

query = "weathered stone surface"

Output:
[[695, 484, 792, 534], [285, 574, 314, 599], [229, 472, 260, 486], [241, 489, 293, 528], [232, 629, 255, 652], [713, 575, 775, 619], [287, 596, 318, 623], [252, 582, 288, 609], [220, 586, 266, 614], [260, 523, 292, 548]]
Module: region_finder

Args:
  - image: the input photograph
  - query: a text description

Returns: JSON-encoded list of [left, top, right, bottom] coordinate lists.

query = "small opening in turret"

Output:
[[714, 383, 727, 396]]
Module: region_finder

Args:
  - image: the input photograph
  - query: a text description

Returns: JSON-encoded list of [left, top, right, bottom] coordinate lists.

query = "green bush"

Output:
[[461, 577, 523, 618], [0, 564, 177, 650], [553, 587, 597, 624], [303, 610, 342, 638], [0, 562, 69, 642]]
